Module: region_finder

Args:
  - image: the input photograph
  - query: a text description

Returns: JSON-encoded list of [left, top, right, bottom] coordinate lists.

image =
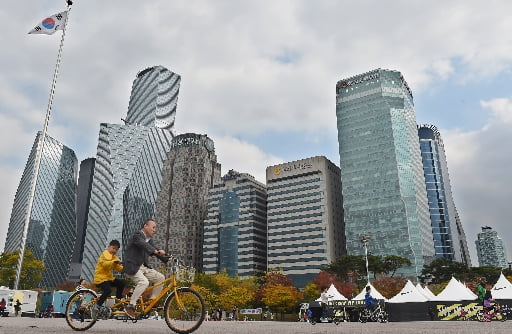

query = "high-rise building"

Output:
[[154, 133, 221, 270], [266, 156, 345, 287], [4, 132, 77, 288], [68, 158, 96, 281], [203, 170, 267, 277], [81, 65, 179, 280], [335, 69, 434, 278], [81, 124, 173, 280], [476, 226, 508, 268], [418, 124, 471, 265], [126, 66, 181, 131]]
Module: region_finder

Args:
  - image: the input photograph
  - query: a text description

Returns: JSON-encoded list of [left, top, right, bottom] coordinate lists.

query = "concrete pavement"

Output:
[[0, 317, 511, 334]]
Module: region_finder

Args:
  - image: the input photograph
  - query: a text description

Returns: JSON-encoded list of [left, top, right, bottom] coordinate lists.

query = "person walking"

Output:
[[123, 219, 170, 318], [14, 299, 22, 316]]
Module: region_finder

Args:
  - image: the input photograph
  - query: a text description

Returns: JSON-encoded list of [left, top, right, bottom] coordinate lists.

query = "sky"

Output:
[[1, 0, 511, 266]]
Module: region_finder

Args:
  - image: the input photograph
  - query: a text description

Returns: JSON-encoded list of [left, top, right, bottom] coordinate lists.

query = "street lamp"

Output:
[[359, 233, 371, 284]]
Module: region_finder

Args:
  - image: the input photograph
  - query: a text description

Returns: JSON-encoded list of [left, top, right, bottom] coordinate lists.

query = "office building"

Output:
[[266, 156, 345, 287], [418, 124, 471, 265], [4, 131, 77, 288], [68, 158, 96, 281], [335, 69, 434, 278], [203, 170, 267, 277], [126, 65, 181, 131], [81, 124, 173, 280], [476, 226, 508, 268], [80, 66, 179, 280], [154, 133, 221, 270]]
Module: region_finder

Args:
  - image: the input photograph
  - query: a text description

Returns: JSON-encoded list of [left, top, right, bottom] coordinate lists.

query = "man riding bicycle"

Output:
[[123, 219, 170, 318]]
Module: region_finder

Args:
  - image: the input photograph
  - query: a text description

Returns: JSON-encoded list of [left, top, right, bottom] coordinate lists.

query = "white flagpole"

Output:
[[14, 3, 73, 290]]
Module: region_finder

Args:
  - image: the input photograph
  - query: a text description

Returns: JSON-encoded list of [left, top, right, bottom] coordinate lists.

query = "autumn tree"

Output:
[[310, 270, 356, 299], [218, 286, 255, 310], [261, 284, 302, 318], [371, 275, 409, 299], [0, 250, 45, 289], [303, 282, 319, 302]]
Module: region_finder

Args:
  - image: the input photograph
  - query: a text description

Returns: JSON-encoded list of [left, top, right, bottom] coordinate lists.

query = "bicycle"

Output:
[[358, 301, 388, 323], [475, 302, 507, 322], [65, 258, 205, 333]]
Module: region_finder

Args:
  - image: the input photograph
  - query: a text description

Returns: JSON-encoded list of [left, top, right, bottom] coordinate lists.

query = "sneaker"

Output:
[[91, 304, 100, 320], [125, 304, 136, 319]]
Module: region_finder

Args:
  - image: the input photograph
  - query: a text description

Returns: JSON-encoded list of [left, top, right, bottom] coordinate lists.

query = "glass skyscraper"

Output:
[[203, 170, 267, 277], [335, 69, 434, 278], [80, 66, 179, 280], [418, 124, 471, 265], [154, 133, 221, 270], [81, 124, 173, 280], [266, 156, 345, 287], [4, 131, 77, 288], [476, 226, 508, 269], [126, 65, 181, 131]]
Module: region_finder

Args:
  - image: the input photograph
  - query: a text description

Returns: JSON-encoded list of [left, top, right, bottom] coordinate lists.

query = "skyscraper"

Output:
[[476, 226, 508, 269], [81, 124, 173, 280], [418, 124, 471, 265], [203, 170, 267, 277], [335, 69, 434, 278], [4, 132, 77, 288], [126, 65, 181, 131], [266, 156, 345, 287], [68, 158, 96, 281], [80, 66, 179, 280], [154, 133, 221, 270]]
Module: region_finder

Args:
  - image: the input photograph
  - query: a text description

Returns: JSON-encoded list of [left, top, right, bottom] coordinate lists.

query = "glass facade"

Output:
[[126, 66, 181, 132], [154, 133, 221, 270], [418, 125, 471, 265], [81, 124, 173, 280], [4, 132, 77, 288], [81, 66, 178, 280], [335, 69, 434, 278], [203, 170, 267, 277], [266, 156, 345, 287], [476, 226, 508, 268]]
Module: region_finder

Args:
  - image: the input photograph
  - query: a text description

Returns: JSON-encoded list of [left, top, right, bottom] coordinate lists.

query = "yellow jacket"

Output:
[[93, 250, 123, 285]]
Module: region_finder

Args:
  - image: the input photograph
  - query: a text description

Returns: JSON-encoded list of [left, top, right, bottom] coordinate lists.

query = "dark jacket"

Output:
[[123, 231, 158, 275]]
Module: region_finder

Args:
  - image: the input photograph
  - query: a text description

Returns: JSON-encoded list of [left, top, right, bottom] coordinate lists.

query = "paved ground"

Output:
[[0, 317, 511, 334]]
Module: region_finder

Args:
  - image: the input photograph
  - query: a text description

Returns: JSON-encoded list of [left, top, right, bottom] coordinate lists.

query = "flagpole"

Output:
[[14, 2, 73, 290]]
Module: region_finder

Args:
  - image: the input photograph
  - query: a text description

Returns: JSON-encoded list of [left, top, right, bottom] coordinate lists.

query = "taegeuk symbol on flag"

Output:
[[28, 11, 68, 35]]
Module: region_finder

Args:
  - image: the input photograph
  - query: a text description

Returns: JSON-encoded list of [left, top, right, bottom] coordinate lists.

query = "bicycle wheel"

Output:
[[65, 289, 98, 331], [359, 309, 369, 323], [378, 310, 388, 323], [164, 287, 205, 334]]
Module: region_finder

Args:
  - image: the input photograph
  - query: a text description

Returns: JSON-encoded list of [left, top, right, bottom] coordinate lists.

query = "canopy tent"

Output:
[[315, 283, 348, 301], [415, 283, 433, 300], [430, 277, 477, 301], [352, 283, 387, 301], [388, 280, 429, 303], [492, 273, 512, 300], [423, 286, 436, 299]]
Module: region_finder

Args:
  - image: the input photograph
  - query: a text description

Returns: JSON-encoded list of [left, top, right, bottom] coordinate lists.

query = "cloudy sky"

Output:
[[1, 1, 511, 265]]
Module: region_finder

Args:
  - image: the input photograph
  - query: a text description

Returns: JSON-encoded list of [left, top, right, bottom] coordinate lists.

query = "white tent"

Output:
[[315, 283, 348, 301], [388, 280, 429, 303], [352, 283, 387, 301], [492, 273, 512, 299], [414, 283, 432, 300], [430, 277, 477, 301], [423, 286, 436, 299]]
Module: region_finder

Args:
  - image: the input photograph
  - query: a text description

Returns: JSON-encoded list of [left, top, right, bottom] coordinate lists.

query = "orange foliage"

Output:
[[371, 275, 408, 299], [311, 271, 357, 299]]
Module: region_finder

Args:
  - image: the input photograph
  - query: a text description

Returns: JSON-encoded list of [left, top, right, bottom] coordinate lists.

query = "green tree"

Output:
[[382, 255, 412, 277], [419, 257, 469, 284], [325, 255, 365, 280], [0, 250, 45, 289]]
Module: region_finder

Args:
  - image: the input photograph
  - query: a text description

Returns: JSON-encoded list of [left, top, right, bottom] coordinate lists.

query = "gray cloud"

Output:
[[1, 1, 511, 264]]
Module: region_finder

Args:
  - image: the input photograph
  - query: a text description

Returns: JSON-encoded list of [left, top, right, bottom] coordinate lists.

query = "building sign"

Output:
[[281, 161, 313, 173], [337, 72, 380, 91]]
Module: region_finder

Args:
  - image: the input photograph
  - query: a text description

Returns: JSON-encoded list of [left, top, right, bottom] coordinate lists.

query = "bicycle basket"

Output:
[[176, 266, 196, 283]]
